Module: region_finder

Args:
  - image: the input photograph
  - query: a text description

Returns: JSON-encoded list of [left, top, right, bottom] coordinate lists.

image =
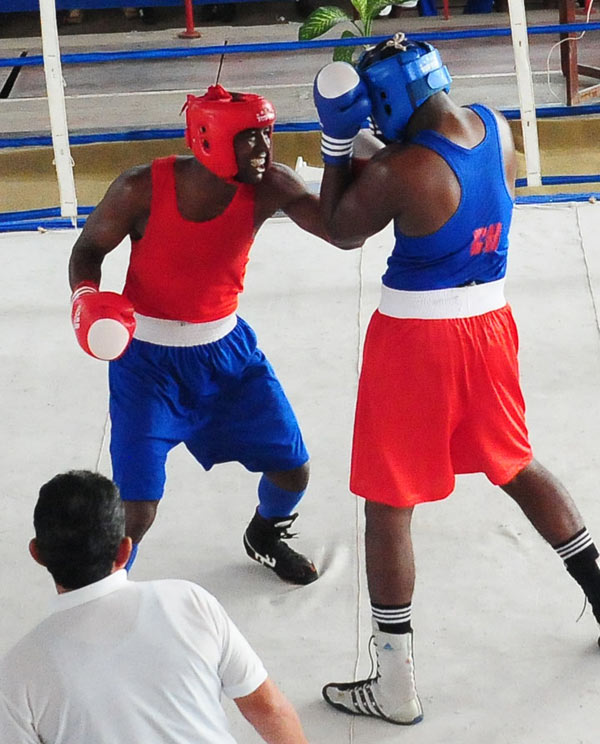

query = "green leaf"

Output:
[[333, 45, 356, 64], [333, 29, 358, 64], [366, 0, 396, 16], [298, 7, 353, 41], [351, 0, 369, 22]]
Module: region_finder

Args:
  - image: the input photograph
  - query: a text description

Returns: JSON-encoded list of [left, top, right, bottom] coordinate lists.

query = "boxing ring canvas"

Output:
[[1, 203, 600, 742]]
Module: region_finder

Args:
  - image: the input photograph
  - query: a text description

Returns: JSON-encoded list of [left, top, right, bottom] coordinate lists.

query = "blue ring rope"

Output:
[[516, 175, 600, 187], [0, 206, 95, 221], [0, 125, 313, 149], [0, 219, 88, 232], [0, 128, 186, 149], [2, 189, 599, 223], [1, 171, 598, 218], [3, 102, 600, 150], [1, 191, 598, 233], [515, 192, 599, 204], [1, 21, 597, 227], [502, 104, 600, 119], [1, 23, 599, 68]]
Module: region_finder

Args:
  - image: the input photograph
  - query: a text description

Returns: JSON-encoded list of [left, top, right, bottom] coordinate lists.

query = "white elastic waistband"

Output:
[[133, 312, 237, 346], [378, 279, 506, 319]]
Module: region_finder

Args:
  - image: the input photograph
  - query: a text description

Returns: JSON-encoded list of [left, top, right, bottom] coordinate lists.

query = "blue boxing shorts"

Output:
[[108, 316, 308, 502]]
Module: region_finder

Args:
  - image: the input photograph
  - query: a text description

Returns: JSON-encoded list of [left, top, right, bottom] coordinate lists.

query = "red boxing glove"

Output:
[[71, 282, 136, 361]]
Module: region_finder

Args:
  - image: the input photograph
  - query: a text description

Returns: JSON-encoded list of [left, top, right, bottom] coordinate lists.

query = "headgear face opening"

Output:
[[357, 33, 452, 142], [184, 85, 276, 180]]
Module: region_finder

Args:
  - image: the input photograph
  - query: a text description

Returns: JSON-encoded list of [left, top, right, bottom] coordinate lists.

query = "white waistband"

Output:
[[378, 279, 506, 319], [133, 312, 237, 346]]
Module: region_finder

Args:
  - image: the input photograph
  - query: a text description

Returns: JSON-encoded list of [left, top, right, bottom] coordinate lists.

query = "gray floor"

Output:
[[2, 202, 600, 743]]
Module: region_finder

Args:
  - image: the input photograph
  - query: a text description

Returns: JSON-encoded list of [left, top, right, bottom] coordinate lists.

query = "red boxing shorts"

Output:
[[350, 296, 533, 508]]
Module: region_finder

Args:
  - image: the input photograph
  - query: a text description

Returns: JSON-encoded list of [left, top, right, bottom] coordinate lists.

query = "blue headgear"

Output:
[[357, 32, 452, 142]]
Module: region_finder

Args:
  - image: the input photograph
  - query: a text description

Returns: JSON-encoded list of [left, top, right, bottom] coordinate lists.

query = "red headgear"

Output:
[[184, 85, 276, 180]]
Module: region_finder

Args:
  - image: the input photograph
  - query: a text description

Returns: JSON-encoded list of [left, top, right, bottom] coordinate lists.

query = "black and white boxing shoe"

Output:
[[322, 676, 423, 725], [243, 509, 318, 585], [323, 631, 423, 725]]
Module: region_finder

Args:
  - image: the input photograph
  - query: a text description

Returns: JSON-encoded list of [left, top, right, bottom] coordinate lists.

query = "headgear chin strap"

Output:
[[183, 85, 276, 180], [357, 32, 452, 143]]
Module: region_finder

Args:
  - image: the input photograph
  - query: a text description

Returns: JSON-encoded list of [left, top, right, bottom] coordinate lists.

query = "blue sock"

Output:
[[125, 543, 138, 572], [257, 475, 306, 519]]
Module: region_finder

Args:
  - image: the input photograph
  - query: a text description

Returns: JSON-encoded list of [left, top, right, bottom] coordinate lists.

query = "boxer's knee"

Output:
[[265, 462, 310, 493], [501, 458, 570, 504], [365, 500, 414, 542], [124, 500, 159, 543], [500, 458, 584, 543]]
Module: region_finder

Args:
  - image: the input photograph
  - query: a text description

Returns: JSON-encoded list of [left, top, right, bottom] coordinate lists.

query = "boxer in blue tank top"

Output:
[[384, 104, 511, 291], [313, 32, 600, 727]]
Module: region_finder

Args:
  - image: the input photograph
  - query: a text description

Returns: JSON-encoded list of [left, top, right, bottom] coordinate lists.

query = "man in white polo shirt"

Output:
[[0, 470, 308, 744]]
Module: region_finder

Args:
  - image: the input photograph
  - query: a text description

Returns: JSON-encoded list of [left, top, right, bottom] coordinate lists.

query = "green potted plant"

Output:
[[298, 0, 415, 63]]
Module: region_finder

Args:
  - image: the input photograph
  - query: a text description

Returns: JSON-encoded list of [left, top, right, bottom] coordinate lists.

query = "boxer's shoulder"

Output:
[[257, 161, 310, 203], [250, 162, 316, 227], [107, 163, 152, 208], [375, 140, 444, 179]]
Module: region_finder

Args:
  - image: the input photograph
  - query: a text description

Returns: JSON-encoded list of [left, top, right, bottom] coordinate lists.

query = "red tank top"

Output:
[[123, 156, 256, 322]]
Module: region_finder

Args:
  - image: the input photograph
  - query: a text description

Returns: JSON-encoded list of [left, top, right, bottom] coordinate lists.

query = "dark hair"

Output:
[[34, 470, 125, 589]]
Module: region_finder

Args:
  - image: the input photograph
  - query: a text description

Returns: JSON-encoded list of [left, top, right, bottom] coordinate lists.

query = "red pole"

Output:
[[178, 0, 201, 38]]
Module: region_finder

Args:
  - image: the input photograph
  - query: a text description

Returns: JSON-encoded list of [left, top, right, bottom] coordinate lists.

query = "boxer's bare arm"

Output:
[[490, 108, 518, 196], [321, 141, 465, 247], [257, 162, 364, 248], [255, 162, 322, 234], [69, 166, 151, 290], [319, 151, 406, 248]]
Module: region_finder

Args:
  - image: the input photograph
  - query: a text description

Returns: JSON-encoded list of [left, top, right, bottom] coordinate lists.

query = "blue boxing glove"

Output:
[[313, 62, 372, 165]]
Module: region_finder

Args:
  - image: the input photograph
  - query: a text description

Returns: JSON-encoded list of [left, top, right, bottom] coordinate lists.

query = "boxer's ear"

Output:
[[29, 538, 46, 566], [114, 537, 133, 571]]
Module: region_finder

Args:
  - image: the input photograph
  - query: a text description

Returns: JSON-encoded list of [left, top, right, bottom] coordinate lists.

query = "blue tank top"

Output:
[[383, 104, 513, 291]]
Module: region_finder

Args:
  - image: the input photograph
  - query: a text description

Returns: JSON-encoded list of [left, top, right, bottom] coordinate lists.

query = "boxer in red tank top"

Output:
[[68, 86, 363, 584]]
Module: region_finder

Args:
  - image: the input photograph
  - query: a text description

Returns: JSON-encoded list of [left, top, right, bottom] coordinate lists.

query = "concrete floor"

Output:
[[1, 202, 600, 743]]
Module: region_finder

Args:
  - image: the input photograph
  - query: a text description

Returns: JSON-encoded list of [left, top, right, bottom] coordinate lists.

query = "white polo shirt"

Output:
[[0, 571, 267, 743]]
